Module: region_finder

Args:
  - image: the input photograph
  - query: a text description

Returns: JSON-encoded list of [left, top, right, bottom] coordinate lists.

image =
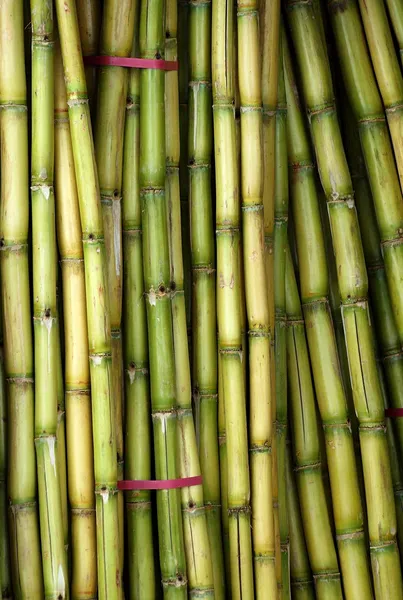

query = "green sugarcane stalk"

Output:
[[55, 311, 69, 564], [0, 302, 11, 599], [218, 353, 231, 594], [30, 2, 69, 596], [328, 0, 403, 386], [238, 0, 277, 595], [283, 34, 372, 598], [165, 0, 215, 593], [260, 0, 281, 583], [356, 0, 403, 195], [285, 2, 403, 596], [122, 5, 156, 595], [286, 441, 315, 600], [339, 93, 403, 476], [55, 1, 121, 597], [138, 0, 188, 595], [0, 2, 44, 597], [188, 0, 225, 595], [212, 0, 254, 593], [76, 0, 102, 119], [274, 33, 290, 599], [54, 43, 97, 600], [385, 0, 403, 65], [95, 2, 136, 577], [178, 0, 192, 344], [285, 244, 343, 600]]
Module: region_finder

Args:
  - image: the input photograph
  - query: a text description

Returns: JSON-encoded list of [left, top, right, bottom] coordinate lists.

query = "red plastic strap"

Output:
[[385, 408, 403, 418], [84, 55, 178, 71], [118, 475, 202, 491]]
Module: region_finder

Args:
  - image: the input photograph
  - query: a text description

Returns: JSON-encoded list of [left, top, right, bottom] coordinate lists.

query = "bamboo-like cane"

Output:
[[356, 0, 403, 195], [286, 243, 343, 600], [0, 2, 44, 596], [274, 32, 290, 599], [138, 0, 189, 594], [76, 0, 101, 117], [165, 0, 215, 593], [212, 0, 254, 592], [95, 2, 137, 578], [385, 0, 403, 66], [286, 441, 315, 600], [188, 0, 225, 594], [285, 2, 403, 595], [0, 301, 11, 599], [55, 1, 121, 597], [30, 1, 69, 595], [122, 14, 157, 594], [283, 34, 373, 598], [260, 0, 281, 585], [54, 41, 97, 599]]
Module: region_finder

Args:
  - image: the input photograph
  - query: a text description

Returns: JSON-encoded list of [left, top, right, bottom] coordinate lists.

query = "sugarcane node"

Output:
[[170, 280, 176, 291], [327, 0, 349, 14]]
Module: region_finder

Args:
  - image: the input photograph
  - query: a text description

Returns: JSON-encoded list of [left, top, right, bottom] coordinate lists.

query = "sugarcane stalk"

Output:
[[165, 0, 215, 593], [285, 2, 402, 595], [0, 300, 11, 599], [76, 0, 102, 117], [138, 0, 189, 594], [0, 2, 44, 597], [286, 243, 343, 599], [274, 33, 290, 599], [55, 1, 121, 597], [178, 0, 192, 344], [339, 92, 403, 475], [55, 311, 69, 563], [385, 0, 403, 65], [212, 0, 254, 593], [188, 0, 225, 595], [95, 2, 136, 578], [283, 33, 373, 598], [238, 0, 277, 594], [54, 41, 97, 600], [122, 23, 157, 595], [328, 0, 403, 382], [355, 0, 403, 195], [30, 1, 69, 596], [260, 0, 281, 585], [286, 441, 315, 600]]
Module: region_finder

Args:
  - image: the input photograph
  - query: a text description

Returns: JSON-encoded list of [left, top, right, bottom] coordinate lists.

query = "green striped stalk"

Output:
[[30, 2, 69, 596], [283, 35, 372, 598], [339, 95, 403, 468], [122, 23, 156, 596], [0, 303, 11, 598], [55, 311, 69, 563], [385, 0, 403, 65], [76, 0, 101, 117], [165, 0, 215, 593], [285, 244, 343, 600], [356, 0, 403, 196], [0, 2, 44, 597], [260, 0, 281, 583], [285, 2, 402, 596], [188, 0, 225, 595], [55, 1, 121, 597], [238, 0, 277, 594], [54, 43, 97, 599], [138, 0, 188, 594], [178, 0, 192, 342], [212, 0, 254, 593], [286, 441, 315, 600], [95, 2, 136, 576], [218, 354, 231, 593], [274, 34, 290, 598], [328, 0, 403, 367]]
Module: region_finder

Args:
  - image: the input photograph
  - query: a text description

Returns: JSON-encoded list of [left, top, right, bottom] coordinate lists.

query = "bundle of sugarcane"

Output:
[[4, 0, 403, 598]]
